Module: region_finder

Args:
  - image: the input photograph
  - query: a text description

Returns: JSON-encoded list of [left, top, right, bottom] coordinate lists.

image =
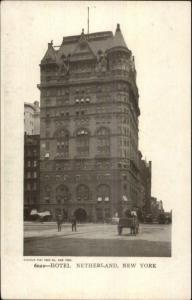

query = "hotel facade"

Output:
[[38, 24, 142, 221]]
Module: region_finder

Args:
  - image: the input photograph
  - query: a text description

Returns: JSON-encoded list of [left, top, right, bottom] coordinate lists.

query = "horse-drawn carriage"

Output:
[[117, 217, 139, 235]]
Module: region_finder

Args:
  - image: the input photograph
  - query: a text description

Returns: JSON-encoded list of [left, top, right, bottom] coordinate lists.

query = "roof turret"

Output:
[[109, 23, 128, 51], [41, 41, 57, 64]]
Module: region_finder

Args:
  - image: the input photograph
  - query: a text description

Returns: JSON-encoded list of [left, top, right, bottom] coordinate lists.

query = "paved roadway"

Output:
[[24, 222, 171, 257]]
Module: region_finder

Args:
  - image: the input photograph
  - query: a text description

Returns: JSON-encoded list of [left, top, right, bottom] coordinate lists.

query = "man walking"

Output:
[[56, 214, 63, 232], [71, 215, 77, 232]]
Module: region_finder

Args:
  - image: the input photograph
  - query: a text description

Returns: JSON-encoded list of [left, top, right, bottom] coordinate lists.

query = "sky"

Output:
[[2, 1, 191, 211]]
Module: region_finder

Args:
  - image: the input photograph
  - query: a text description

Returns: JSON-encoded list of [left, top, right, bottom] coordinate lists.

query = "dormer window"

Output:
[[75, 99, 80, 103], [86, 98, 90, 103], [80, 98, 84, 103]]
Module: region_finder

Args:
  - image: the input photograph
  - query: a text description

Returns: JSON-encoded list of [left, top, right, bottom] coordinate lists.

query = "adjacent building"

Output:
[[138, 151, 152, 214], [24, 101, 40, 135], [38, 24, 141, 221], [24, 101, 40, 219], [151, 197, 164, 217], [24, 134, 40, 219]]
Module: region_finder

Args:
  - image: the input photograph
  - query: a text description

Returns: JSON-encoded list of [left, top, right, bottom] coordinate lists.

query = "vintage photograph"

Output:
[[2, 1, 191, 299], [22, 2, 174, 257]]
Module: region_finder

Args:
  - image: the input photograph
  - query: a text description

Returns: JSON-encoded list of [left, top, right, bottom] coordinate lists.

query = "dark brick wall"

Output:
[[38, 34, 140, 221]]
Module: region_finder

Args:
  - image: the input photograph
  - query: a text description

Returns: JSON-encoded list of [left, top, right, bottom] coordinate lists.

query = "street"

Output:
[[24, 222, 171, 257]]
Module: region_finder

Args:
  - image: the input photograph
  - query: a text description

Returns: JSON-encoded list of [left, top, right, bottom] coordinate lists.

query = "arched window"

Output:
[[76, 128, 89, 156], [55, 129, 69, 158], [76, 184, 89, 201], [56, 185, 70, 203], [96, 127, 110, 155], [97, 184, 110, 202]]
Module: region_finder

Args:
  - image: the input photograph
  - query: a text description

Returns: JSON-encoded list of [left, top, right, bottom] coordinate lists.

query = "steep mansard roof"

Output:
[[41, 41, 57, 63], [41, 24, 129, 64], [110, 23, 128, 49]]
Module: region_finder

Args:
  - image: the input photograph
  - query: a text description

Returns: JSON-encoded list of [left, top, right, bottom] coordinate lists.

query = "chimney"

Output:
[[116, 23, 120, 32]]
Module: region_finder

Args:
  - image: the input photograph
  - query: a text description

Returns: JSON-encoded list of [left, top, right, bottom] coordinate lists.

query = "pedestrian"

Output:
[[56, 214, 63, 232], [126, 209, 132, 217], [71, 215, 77, 232]]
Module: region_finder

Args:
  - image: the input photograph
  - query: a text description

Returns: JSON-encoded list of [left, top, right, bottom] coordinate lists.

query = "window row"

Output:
[[45, 109, 114, 118], [25, 196, 37, 204], [54, 127, 110, 157], [54, 161, 111, 171], [44, 184, 110, 203], [53, 127, 110, 137], [26, 182, 37, 191], [44, 173, 111, 183], [26, 160, 38, 167], [42, 84, 132, 98], [41, 83, 128, 98], [75, 97, 90, 104], [26, 171, 37, 178], [25, 149, 38, 156]]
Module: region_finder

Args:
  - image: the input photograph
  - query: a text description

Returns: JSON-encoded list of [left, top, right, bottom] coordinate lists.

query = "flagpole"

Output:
[[87, 6, 89, 35]]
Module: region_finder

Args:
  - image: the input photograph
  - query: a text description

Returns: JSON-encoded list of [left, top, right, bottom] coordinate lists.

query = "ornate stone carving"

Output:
[[96, 54, 108, 73], [59, 55, 70, 76]]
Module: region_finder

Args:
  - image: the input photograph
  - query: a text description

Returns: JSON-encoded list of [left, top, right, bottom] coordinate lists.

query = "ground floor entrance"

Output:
[[74, 208, 87, 222]]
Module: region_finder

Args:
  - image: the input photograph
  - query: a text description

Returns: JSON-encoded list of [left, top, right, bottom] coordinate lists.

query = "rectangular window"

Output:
[[97, 197, 102, 202], [27, 172, 31, 178], [34, 160, 37, 167], [27, 161, 31, 167], [33, 172, 37, 178], [46, 142, 49, 150]]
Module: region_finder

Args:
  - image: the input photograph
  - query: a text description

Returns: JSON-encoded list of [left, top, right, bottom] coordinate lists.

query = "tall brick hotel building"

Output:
[[38, 24, 146, 222]]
